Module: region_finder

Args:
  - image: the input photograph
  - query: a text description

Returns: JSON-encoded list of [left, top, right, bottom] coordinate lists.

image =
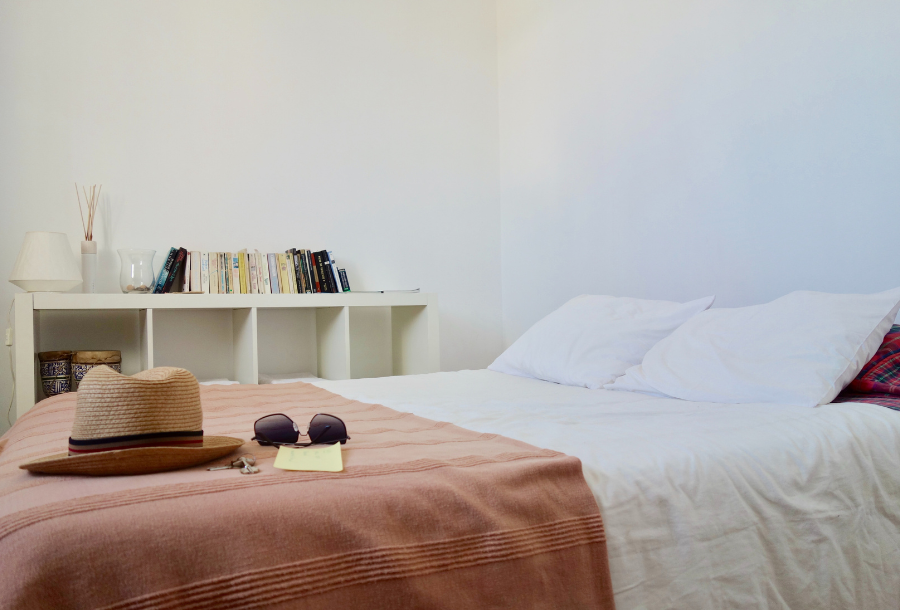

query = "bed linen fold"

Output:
[[0, 382, 614, 610]]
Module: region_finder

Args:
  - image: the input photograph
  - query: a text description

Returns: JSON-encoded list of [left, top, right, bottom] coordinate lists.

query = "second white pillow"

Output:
[[605, 288, 900, 406], [488, 294, 715, 389]]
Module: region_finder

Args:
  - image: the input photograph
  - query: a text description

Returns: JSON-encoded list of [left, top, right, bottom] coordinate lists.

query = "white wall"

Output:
[[497, 0, 900, 343], [0, 0, 502, 431]]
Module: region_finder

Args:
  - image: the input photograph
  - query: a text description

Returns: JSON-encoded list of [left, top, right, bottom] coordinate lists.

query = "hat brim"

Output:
[[19, 436, 245, 476]]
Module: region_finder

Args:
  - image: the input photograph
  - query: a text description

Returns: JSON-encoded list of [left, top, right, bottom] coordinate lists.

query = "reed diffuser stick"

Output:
[[75, 183, 102, 241]]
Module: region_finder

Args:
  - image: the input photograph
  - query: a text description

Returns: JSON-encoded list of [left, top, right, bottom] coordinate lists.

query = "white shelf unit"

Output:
[[13, 292, 439, 418]]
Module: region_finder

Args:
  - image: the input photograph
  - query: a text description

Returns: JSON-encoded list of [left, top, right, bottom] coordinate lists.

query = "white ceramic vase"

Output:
[[81, 241, 97, 294]]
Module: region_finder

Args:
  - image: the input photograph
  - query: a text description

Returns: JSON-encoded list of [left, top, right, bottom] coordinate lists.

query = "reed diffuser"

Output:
[[76, 183, 102, 294]]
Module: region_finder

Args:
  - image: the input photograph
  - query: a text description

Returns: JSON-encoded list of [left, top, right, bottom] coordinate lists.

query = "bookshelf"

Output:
[[13, 292, 439, 418]]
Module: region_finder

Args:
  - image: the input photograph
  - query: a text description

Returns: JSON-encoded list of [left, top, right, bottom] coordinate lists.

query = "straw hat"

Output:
[[20, 366, 243, 476]]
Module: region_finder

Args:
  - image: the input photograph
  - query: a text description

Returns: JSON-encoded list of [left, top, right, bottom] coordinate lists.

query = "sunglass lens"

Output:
[[308, 414, 349, 444], [254, 414, 299, 444]]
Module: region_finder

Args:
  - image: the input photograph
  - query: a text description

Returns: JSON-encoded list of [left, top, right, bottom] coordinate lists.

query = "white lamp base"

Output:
[[10, 279, 82, 292]]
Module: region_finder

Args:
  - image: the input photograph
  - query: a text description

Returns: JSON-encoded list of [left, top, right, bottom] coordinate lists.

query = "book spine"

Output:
[[162, 248, 187, 293], [316, 251, 334, 293], [285, 250, 298, 294], [219, 253, 227, 294], [257, 251, 270, 294], [249, 251, 259, 294], [275, 253, 285, 293], [238, 251, 246, 294], [236, 250, 246, 294], [294, 250, 305, 293], [227, 252, 234, 294], [244, 252, 252, 294], [208, 253, 219, 294], [325, 251, 337, 293], [200, 252, 210, 293], [152, 248, 178, 293], [221, 253, 230, 294], [291, 249, 306, 294], [231, 253, 241, 294], [277, 253, 291, 294], [268, 253, 281, 294], [298, 250, 311, 293], [286, 253, 297, 294], [191, 251, 202, 292], [183, 254, 191, 292], [309, 251, 320, 292], [327, 251, 341, 294], [339, 269, 350, 292]]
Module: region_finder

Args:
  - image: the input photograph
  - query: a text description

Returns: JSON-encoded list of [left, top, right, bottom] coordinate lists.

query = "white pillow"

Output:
[[488, 294, 715, 389], [606, 288, 900, 406]]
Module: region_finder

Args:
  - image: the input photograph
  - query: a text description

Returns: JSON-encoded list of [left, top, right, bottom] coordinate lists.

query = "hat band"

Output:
[[68, 430, 204, 455]]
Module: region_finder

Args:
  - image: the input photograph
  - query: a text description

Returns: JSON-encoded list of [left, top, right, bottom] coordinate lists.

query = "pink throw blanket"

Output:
[[0, 382, 614, 609]]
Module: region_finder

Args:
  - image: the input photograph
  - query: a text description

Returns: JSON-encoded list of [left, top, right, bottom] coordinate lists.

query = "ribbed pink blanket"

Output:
[[0, 382, 614, 609]]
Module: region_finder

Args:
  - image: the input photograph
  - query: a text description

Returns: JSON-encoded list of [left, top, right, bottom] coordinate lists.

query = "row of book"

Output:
[[151, 248, 351, 294]]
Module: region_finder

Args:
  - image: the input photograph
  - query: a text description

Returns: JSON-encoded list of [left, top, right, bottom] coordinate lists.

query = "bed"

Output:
[[316, 370, 900, 610], [2, 369, 899, 608]]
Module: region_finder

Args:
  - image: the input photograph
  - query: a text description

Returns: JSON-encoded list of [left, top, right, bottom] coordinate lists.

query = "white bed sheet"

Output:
[[315, 370, 900, 610]]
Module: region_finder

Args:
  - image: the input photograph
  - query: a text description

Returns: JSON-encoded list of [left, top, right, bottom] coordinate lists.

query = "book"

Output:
[[182, 254, 191, 292], [224, 252, 233, 294], [241, 250, 251, 294], [324, 251, 337, 293], [219, 253, 228, 294], [285, 250, 298, 294], [162, 248, 187, 293], [268, 253, 281, 294], [290, 249, 305, 294], [309, 251, 322, 292], [191, 252, 202, 292], [286, 253, 297, 294], [287, 253, 297, 294], [339, 268, 351, 292], [258, 251, 271, 294], [327, 251, 341, 294], [280, 253, 291, 293], [231, 253, 241, 295], [168, 250, 187, 293], [152, 247, 178, 293], [315, 251, 335, 293], [298, 250, 312, 293], [209, 253, 219, 294], [244, 252, 252, 294], [277, 253, 292, 294], [292, 250, 304, 293], [258, 252, 268, 294], [237, 250, 247, 294], [200, 252, 210, 293], [249, 251, 259, 294], [219, 252, 231, 294]]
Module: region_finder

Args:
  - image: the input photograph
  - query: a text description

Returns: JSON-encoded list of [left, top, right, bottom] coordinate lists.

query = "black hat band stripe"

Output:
[[68, 430, 204, 455]]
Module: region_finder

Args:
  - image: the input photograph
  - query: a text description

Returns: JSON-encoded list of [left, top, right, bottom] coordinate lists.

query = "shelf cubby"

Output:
[[14, 292, 439, 418]]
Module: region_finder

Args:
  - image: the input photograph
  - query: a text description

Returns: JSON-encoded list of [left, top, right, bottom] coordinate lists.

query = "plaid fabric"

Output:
[[833, 391, 900, 412], [833, 324, 900, 411], [847, 324, 900, 395]]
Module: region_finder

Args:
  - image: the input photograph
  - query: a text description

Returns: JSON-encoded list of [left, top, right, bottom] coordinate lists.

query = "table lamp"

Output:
[[9, 231, 82, 292]]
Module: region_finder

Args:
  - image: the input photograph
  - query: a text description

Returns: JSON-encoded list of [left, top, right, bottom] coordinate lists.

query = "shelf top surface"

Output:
[[27, 292, 433, 310]]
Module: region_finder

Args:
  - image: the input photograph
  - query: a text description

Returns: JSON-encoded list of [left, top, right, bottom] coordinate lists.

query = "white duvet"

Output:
[[315, 370, 900, 610]]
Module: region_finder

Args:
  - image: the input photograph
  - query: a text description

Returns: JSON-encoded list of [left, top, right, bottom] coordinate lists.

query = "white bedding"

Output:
[[315, 370, 900, 610]]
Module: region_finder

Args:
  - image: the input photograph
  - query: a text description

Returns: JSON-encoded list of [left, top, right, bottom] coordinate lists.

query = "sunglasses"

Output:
[[252, 413, 350, 448]]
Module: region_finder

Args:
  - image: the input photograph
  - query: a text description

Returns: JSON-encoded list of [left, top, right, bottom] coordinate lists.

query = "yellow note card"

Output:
[[273, 443, 344, 472]]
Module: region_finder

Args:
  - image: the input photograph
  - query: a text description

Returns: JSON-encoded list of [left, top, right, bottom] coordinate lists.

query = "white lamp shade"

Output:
[[9, 232, 82, 292]]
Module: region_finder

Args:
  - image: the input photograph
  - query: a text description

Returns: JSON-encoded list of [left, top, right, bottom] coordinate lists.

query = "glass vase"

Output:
[[118, 249, 156, 293]]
